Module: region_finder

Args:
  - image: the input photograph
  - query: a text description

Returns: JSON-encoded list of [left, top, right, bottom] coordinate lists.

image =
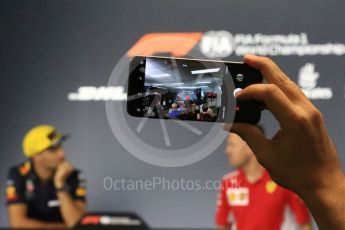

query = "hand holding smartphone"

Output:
[[127, 56, 262, 124]]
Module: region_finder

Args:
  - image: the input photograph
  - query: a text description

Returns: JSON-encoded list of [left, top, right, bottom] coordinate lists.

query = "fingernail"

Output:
[[234, 88, 243, 97], [244, 54, 255, 62]]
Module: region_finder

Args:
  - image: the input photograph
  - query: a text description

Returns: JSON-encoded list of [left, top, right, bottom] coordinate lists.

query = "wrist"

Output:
[[297, 170, 345, 229], [54, 180, 65, 189], [298, 169, 345, 199], [55, 183, 70, 193]]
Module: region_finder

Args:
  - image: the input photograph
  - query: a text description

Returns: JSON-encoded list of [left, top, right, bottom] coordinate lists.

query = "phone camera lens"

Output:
[[236, 74, 244, 82]]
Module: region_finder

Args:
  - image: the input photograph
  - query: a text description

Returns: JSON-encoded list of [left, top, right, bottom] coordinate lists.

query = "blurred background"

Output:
[[0, 0, 344, 228]]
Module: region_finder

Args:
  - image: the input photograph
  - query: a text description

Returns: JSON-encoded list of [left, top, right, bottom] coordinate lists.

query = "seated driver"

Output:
[[6, 125, 87, 228]]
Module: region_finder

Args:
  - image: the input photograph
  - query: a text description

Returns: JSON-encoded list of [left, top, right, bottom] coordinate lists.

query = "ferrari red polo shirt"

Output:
[[215, 169, 310, 230]]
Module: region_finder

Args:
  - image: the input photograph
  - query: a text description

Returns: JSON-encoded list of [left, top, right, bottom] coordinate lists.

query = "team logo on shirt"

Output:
[[25, 179, 35, 199], [19, 161, 31, 176], [76, 187, 87, 197], [6, 185, 17, 201], [226, 188, 249, 206], [48, 200, 60, 207], [265, 180, 278, 194]]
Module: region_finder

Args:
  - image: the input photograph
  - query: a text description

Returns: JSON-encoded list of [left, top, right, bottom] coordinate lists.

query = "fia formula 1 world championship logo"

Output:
[[199, 30, 345, 57]]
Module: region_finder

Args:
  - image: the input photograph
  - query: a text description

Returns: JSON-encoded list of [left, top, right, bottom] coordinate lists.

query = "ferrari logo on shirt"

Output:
[[226, 188, 249, 206], [266, 180, 278, 194]]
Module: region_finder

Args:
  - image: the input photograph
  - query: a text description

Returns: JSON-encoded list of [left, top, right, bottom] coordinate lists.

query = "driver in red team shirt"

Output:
[[215, 125, 312, 230]]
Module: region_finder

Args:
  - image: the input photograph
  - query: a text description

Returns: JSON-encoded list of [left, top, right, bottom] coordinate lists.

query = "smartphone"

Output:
[[127, 56, 262, 124]]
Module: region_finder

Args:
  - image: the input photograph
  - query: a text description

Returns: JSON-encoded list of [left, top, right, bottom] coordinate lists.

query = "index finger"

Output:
[[244, 55, 310, 105]]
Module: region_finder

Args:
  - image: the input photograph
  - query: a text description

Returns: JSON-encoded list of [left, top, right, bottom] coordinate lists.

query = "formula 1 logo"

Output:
[[298, 63, 333, 99], [127, 32, 203, 57]]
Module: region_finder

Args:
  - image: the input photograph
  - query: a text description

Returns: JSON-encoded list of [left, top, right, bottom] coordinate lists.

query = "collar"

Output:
[[27, 159, 39, 181], [238, 168, 270, 185]]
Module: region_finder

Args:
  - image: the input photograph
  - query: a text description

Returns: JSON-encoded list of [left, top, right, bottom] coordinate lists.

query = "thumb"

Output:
[[224, 123, 270, 157]]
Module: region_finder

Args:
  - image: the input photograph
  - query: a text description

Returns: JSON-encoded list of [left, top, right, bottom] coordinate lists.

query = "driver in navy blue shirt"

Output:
[[6, 125, 87, 228]]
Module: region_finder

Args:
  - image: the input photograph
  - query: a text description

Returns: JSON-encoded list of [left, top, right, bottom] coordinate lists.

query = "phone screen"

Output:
[[127, 56, 262, 124]]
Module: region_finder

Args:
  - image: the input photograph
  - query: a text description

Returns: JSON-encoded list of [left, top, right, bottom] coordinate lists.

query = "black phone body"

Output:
[[127, 56, 262, 124]]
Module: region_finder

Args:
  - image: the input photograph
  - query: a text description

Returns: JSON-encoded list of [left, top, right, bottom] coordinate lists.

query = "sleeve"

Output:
[[67, 170, 87, 202], [215, 179, 231, 227], [6, 167, 26, 205], [286, 190, 311, 225]]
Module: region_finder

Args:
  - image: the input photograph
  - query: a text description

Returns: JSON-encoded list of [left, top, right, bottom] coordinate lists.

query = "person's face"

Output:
[[225, 133, 253, 168], [34, 145, 65, 170]]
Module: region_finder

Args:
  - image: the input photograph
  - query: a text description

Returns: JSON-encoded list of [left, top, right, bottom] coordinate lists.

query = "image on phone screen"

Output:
[[127, 56, 262, 124]]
